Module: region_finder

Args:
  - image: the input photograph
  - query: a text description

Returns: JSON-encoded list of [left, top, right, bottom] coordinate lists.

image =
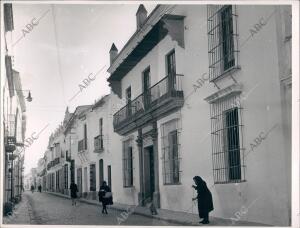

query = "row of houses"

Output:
[[34, 4, 292, 225], [2, 4, 28, 214]]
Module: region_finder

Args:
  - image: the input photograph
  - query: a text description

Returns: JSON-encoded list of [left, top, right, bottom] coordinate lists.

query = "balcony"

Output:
[[78, 139, 87, 153], [113, 74, 184, 135], [94, 135, 104, 153], [47, 158, 60, 170], [4, 114, 16, 152]]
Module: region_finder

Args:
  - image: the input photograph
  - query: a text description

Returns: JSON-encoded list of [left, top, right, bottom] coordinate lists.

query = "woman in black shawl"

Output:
[[192, 176, 214, 224], [70, 182, 78, 206], [98, 181, 113, 214]]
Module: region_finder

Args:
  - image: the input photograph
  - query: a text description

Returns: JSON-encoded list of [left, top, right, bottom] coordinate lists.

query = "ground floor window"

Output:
[[107, 165, 112, 190], [122, 140, 133, 187], [161, 119, 181, 184], [64, 164, 68, 189], [55, 171, 59, 191], [210, 95, 245, 183], [89, 164, 96, 191]]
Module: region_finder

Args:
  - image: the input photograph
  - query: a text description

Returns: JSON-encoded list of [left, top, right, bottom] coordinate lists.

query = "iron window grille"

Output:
[[4, 4, 14, 32], [64, 164, 68, 189], [210, 95, 245, 183], [161, 119, 182, 185], [122, 140, 133, 187], [207, 5, 239, 81]]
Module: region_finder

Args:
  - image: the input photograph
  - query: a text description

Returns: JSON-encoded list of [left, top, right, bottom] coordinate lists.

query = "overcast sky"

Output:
[[11, 3, 156, 175]]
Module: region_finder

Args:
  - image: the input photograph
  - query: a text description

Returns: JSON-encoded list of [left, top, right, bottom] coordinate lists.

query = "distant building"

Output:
[[2, 3, 27, 206], [24, 168, 37, 190]]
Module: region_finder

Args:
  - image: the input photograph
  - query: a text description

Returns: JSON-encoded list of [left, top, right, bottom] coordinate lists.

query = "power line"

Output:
[[51, 5, 67, 106]]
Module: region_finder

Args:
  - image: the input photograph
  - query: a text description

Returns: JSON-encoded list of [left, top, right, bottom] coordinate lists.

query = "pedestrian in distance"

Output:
[[192, 176, 214, 224], [98, 181, 113, 214], [30, 185, 34, 193], [38, 185, 42, 193], [70, 182, 78, 206]]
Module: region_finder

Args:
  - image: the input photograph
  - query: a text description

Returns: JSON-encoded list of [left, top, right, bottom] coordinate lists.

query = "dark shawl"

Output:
[[70, 183, 78, 199], [193, 176, 214, 217], [98, 185, 113, 205]]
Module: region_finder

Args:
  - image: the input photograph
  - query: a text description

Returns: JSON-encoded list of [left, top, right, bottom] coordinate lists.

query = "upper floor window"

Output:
[[142, 67, 151, 108], [84, 123, 87, 149], [284, 7, 292, 41], [99, 118, 103, 149], [126, 86, 132, 116], [207, 5, 239, 81], [4, 4, 14, 32], [166, 50, 176, 91], [166, 50, 176, 76]]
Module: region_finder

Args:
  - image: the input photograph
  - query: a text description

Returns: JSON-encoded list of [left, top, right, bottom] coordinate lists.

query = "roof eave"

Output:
[[107, 5, 172, 78]]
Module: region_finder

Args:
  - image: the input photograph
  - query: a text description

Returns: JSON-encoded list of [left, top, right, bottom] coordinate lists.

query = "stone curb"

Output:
[[45, 191, 268, 226], [45, 191, 191, 225]]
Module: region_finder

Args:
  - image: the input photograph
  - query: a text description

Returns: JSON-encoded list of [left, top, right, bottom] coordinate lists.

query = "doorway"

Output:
[[84, 167, 88, 194], [107, 165, 112, 189], [77, 168, 82, 196], [143, 145, 155, 203], [99, 159, 104, 186]]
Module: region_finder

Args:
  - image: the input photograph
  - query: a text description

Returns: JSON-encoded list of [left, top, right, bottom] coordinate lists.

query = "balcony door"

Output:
[[143, 67, 151, 109], [77, 168, 82, 196], [166, 50, 176, 92], [84, 123, 87, 150], [126, 87, 132, 116]]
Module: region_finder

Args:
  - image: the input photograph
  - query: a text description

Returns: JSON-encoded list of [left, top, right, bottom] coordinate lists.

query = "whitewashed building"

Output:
[[107, 4, 291, 226], [63, 95, 120, 199], [2, 3, 27, 208]]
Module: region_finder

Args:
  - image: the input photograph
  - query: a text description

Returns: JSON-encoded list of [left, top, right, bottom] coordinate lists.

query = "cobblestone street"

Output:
[[4, 192, 178, 225]]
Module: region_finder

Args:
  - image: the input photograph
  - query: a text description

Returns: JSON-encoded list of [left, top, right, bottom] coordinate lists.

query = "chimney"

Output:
[[136, 4, 147, 30], [109, 43, 118, 65]]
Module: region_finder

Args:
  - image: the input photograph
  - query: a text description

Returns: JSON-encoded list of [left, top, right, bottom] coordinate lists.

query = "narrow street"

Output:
[[8, 191, 178, 225]]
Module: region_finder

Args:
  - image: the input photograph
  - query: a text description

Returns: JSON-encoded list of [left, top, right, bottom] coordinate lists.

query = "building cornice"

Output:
[[204, 83, 243, 104], [107, 5, 183, 80]]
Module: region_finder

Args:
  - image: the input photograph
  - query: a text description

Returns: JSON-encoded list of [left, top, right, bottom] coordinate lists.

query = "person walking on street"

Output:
[[192, 176, 214, 224], [70, 182, 78, 206], [98, 181, 113, 214], [38, 185, 42, 193], [30, 185, 34, 193]]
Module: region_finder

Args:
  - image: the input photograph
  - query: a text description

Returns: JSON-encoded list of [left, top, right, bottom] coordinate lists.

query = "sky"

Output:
[[10, 3, 156, 175]]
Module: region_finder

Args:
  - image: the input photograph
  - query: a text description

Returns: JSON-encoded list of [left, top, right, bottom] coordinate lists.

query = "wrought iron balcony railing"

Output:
[[113, 74, 183, 127], [47, 158, 60, 170], [78, 139, 87, 152], [4, 114, 17, 152], [94, 135, 104, 153]]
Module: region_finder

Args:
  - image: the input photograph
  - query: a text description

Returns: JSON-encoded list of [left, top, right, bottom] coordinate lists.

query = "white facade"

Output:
[[107, 5, 292, 226], [2, 3, 27, 206]]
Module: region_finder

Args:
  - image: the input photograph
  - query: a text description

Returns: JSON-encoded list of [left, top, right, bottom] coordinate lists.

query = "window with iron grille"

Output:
[[207, 5, 239, 81], [210, 95, 245, 183], [99, 118, 103, 149], [122, 140, 133, 187], [84, 124, 87, 149], [64, 164, 68, 189], [161, 119, 181, 184], [4, 4, 14, 32], [89, 164, 96, 191]]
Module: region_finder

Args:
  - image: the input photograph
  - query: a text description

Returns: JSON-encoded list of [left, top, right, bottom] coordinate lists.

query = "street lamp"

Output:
[[26, 91, 32, 102], [14, 89, 33, 102]]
